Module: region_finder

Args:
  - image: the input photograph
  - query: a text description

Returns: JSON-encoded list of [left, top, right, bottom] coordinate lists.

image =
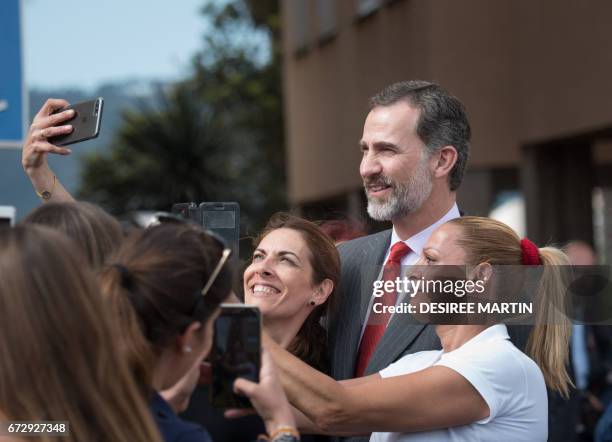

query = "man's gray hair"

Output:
[[369, 80, 471, 191]]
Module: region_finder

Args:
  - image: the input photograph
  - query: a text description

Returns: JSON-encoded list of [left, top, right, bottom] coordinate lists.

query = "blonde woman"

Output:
[[259, 216, 572, 442], [0, 225, 162, 442]]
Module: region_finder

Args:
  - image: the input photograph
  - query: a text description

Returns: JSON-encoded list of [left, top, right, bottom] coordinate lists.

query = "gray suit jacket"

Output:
[[326, 229, 530, 442], [328, 229, 440, 381]]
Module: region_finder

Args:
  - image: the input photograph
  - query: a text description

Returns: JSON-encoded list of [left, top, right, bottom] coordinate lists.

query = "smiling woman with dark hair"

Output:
[[244, 212, 341, 372]]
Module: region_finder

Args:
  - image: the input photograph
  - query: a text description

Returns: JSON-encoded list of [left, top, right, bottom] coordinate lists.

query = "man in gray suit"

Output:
[[327, 80, 471, 440]]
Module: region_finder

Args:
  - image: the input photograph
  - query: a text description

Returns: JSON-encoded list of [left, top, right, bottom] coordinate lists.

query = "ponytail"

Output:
[[450, 217, 574, 397], [526, 247, 573, 398], [98, 224, 233, 395]]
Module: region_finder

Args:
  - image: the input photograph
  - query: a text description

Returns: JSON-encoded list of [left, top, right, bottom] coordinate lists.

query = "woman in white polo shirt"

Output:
[[257, 216, 572, 442]]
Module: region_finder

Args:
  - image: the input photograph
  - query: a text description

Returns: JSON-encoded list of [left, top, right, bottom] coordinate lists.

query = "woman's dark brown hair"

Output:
[[21, 201, 122, 269], [99, 223, 234, 392], [0, 225, 162, 442], [254, 212, 341, 371]]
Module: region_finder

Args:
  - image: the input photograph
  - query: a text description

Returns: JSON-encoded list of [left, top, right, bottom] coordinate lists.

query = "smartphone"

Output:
[[48, 97, 104, 146], [0, 206, 16, 228], [171, 202, 201, 224], [210, 304, 261, 408], [200, 202, 240, 260]]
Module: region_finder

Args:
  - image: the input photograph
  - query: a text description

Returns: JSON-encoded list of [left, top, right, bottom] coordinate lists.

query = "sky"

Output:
[[24, 0, 211, 91]]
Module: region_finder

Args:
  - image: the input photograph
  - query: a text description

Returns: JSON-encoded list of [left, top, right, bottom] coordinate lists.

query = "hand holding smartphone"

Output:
[[210, 304, 261, 408], [48, 97, 104, 146]]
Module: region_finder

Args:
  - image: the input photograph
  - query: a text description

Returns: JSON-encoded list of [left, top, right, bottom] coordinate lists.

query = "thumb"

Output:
[[233, 377, 258, 398]]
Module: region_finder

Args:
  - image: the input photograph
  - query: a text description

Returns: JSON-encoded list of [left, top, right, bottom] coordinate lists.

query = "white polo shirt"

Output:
[[371, 325, 548, 442]]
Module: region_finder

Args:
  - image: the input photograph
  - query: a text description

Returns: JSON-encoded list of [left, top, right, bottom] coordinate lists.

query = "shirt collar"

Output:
[[150, 391, 175, 419], [455, 324, 510, 351], [390, 203, 460, 257]]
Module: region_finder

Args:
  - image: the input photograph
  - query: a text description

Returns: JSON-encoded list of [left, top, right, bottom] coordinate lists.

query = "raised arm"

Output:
[[22, 99, 77, 203], [264, 334, 489, 436]]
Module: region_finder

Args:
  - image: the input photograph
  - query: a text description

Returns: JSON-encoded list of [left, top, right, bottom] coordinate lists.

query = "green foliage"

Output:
[[78, 0, 285, 231], [78, 82, 232, 213]]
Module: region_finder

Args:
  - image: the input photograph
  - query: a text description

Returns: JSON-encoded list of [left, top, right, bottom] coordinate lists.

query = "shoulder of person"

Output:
[[380, 349, 444, 378], [446, 336, 539, 380], [174, 425, 213, 442], [151, 393, 212, 442], [437, 337, 545, 420]]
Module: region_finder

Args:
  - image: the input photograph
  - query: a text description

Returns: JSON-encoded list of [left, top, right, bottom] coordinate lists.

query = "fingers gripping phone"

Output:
[[48, 97, 104, 146], [210, 304, 261, 408]]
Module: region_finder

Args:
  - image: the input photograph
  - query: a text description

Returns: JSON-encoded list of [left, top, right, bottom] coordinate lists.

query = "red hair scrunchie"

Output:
[[520, 238, 541, 265]]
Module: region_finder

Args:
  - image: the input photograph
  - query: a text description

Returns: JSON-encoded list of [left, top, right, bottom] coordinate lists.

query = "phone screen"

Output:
[[210, 304, 260, 408]]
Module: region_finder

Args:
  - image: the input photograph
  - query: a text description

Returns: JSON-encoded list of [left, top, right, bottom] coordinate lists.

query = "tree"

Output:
[[79, 0, 285, 231], [78, 81, 234, 214]]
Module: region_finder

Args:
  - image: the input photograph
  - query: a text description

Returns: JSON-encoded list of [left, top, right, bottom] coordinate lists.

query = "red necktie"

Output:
[[355, 241, 412, 377]]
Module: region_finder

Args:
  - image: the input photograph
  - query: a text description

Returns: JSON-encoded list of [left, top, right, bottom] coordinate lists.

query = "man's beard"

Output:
[[364, 154, 433, 221]]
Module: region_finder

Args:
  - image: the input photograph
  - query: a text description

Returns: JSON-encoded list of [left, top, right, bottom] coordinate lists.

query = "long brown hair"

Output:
[[98, 223, 233, 392], [448, 216, 573, 397], [21, 201, 122, 269], [254, 212, 341, 371], [0, 225, 161, 442]]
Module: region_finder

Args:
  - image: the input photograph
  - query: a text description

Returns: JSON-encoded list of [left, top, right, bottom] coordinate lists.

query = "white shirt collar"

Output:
[[450, 324, 511, 353], [389, 203, 460, 258]]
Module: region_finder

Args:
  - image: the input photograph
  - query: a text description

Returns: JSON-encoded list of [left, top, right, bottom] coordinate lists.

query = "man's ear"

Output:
[[432, 146, 458, 180], [312, 278, 334, 306], [176, 321, 202, 354]]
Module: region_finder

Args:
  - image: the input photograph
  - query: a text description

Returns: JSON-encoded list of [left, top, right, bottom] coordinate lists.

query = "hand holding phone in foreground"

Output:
[[225, 349, 296, 435]]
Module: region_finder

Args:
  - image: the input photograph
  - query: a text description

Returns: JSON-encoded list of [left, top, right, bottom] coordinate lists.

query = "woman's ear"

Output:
[[469, 262, 492, 282], [312, 278, 334, 306], [176, 321, 202, 354]]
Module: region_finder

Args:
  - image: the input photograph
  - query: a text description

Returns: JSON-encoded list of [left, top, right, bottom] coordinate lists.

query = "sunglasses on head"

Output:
[[146, 211, 232, 298]]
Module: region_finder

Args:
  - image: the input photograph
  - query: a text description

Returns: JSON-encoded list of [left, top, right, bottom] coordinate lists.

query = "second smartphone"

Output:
[[210, 304, 261, 408]]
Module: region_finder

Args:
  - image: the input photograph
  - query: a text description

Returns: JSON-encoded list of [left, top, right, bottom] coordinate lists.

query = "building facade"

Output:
[[281, 0, 612, 254]]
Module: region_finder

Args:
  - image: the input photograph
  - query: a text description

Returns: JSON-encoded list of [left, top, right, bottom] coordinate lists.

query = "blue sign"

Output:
[[0, 0, 27, 148]]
